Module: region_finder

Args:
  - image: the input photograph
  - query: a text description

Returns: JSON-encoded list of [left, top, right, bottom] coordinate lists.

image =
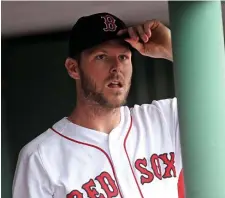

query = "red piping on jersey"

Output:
[[178, 169, 185, 198], [124, 116, 144, 198], [51, 127, 124, 198]]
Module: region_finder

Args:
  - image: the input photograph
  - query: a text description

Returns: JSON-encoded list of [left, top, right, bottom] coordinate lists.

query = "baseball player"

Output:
[[13, 13, 184, 198]]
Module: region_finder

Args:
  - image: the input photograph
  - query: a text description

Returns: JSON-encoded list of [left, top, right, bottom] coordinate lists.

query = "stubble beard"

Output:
[[79, 68, 131, 109]]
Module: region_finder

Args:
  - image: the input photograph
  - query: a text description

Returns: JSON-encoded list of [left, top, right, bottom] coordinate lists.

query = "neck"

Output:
[[68, 100, 121, 134]]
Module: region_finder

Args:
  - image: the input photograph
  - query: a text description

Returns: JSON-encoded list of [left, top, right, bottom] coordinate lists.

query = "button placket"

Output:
[[108, 133, 143, 198]]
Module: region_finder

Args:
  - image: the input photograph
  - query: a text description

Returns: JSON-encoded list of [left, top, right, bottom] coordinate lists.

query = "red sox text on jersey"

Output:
[[67, 152, 176, 198]]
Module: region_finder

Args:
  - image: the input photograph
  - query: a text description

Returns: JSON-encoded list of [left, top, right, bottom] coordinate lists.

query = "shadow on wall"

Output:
[[1, 30, 174, 198]]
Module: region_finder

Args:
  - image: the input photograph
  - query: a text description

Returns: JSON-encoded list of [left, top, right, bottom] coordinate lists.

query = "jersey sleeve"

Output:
[[152, 98, 185, 198], [13, 145, 54, 198], [151, 98, 181, 172]]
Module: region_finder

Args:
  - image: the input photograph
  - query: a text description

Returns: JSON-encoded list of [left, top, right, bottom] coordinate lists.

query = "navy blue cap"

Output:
[[68, 12, 130, 57]]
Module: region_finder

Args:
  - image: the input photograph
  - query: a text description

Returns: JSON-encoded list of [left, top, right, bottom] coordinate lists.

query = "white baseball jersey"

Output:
[[13, 98, 184, 198]]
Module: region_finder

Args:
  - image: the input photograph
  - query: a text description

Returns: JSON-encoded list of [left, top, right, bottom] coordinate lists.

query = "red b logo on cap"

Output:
[[101, 15, 117, 32]]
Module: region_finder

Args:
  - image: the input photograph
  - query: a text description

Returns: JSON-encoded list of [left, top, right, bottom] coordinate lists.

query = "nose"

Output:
[[109, 57, 122, 74]]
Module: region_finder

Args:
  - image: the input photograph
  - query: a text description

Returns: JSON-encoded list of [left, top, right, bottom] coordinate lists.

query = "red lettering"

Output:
[[159, 152, 176, 178], [82, 179, 99, 198], [101, 15, 117, 32], [67, 190, 83, 198], [95, 172, 118, 198], [150, 154, 162, 180], [135, 158, 154, 185]]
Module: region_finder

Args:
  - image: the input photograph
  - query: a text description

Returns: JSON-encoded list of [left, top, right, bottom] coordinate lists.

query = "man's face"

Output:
[[78, 40, 132, 108]]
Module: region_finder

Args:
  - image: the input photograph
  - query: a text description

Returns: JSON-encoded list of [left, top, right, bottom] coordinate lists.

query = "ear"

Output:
[[65, 57, 80, 80]]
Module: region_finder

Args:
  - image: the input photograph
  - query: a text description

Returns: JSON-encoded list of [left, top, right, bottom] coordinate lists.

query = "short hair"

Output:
[[74, 53, 81, 65]]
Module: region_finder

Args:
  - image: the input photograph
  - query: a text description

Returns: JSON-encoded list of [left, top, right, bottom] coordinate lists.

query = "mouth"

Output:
[[107, 81, 123, 89]]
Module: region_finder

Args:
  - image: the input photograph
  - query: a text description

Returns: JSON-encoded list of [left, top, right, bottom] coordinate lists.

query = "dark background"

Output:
[[1, 30, 175, 198]]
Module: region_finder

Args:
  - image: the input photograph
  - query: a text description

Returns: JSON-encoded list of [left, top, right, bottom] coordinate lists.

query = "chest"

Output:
[[52, 120, 178, 198]]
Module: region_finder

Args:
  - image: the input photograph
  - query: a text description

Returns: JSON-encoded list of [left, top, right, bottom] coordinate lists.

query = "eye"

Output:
[[119, 54, 129, 61], [95, 54, 107, 60]]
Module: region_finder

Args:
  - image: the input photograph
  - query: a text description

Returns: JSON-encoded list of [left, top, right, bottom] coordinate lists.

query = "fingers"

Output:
[[117, 20, 161, 43], [118, 26, 148, 43], [136, 25, 149, 43], [126, 23, 153, 43], [144, 22, 152, 38], [128, 27, 139, 41], [117, 27, 139, 41], [138, 19, 161, 42], [117, 29, 127, 36]]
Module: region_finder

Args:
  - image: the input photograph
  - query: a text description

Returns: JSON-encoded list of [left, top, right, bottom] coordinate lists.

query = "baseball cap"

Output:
[[68, 12, 130, 58]]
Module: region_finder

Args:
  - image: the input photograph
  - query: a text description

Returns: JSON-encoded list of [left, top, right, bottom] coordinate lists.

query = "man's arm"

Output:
[[119, 19, 185, 197], [152, 98, 185, 198], [117, 19, 173, 61], [13, 147, 54, 198]]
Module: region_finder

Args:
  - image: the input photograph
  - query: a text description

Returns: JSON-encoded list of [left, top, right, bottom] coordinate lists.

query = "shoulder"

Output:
[[19, 130, 53, 160], [129, 97, 177, 116], [18, 118, 67, 160]]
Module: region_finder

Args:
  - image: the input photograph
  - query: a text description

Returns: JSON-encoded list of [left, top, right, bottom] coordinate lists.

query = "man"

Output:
[[13, 12, 184, 198]]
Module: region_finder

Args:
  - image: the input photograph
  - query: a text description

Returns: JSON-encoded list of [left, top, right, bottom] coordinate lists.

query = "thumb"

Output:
[[124, 38, 144, 52]]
